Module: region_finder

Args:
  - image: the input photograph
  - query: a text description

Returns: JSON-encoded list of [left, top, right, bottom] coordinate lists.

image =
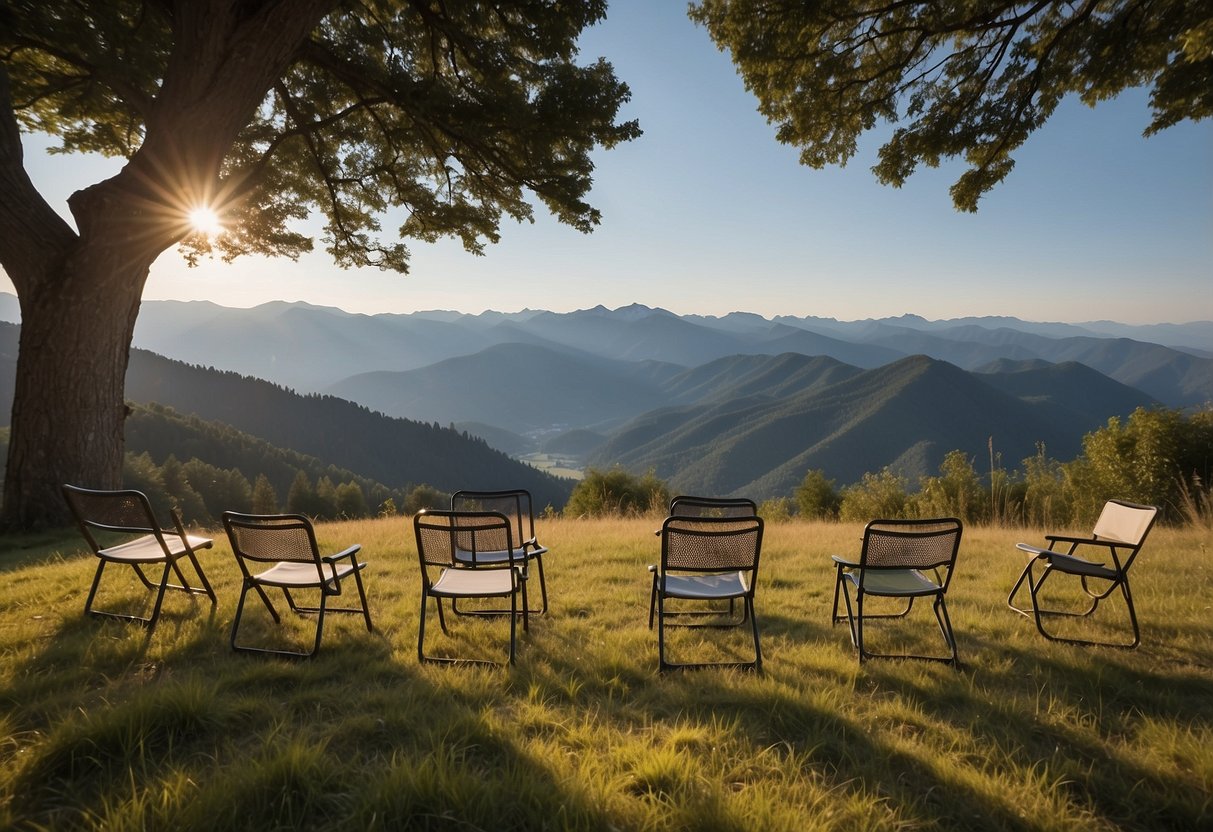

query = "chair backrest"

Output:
[[223, 513, 321, 567], [859, 518, 962, 581], [1092, 500, 1159, 571], [414, 510, 515, 570], [669, 495, 758, 519], [62, 484, 170, 552], [661, 515, 764, 574], [451, 490, 535, 546], [1092, 500, 1159, 547]]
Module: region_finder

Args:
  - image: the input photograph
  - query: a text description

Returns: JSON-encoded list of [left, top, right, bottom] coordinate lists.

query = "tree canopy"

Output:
[[690, 0, 1212, 210], [0, 1, 638, 528], [3, 0, 640, 270]]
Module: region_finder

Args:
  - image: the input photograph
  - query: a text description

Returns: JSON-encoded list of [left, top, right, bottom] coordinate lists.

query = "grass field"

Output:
[[1, 517, 1210, 830]]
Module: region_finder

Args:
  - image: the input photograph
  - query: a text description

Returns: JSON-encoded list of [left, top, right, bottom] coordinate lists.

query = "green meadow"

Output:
[[1, 517, 1210, 830]]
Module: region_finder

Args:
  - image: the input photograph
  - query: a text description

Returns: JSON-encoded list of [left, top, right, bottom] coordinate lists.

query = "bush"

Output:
[[564, 467, 669, 517]]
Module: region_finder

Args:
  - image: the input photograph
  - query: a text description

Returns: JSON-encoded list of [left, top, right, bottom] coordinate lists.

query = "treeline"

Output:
[[567, 407, 1213, 527], [121, 403, 452, 523]]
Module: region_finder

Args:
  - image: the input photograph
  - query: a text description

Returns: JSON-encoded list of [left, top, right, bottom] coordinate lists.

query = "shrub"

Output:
[[564, 467, 669, 517]]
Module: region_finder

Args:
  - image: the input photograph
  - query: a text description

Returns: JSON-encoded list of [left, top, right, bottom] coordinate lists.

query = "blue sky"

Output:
[[3, 1, 1211, 324]]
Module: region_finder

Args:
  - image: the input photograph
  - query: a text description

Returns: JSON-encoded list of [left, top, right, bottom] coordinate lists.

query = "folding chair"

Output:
[[451, 489, 548, 614], [1008, 499, 1159, 648], [654, 495, 759, 623], [62, 484, 216, 634], [222, 512, 372, 657], [649, 514, 764, 672], [414, 509, 526, 666], [831, 518, 962, 665]]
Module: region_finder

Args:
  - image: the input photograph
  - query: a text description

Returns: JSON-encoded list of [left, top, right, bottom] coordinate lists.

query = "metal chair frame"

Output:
[[654, 495, 759, 624], [1007, 500, 1158, 649], [832, 518, 962, 666], [414, 509, 527, 666], [62, 484, 216, 634], [649, 514, 764, 672], [222, 512, 372, 658], [450, 489, 548, 615]]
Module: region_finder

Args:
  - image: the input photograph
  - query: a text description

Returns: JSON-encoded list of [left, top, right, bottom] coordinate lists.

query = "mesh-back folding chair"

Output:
[[649, 514, 764, 672], [1008, 499, 1159, 648], [414, 509, 526, 666], [668, 495, 758, 518], [222, 512, 372, 658], [451, 489, 548, 614], [62, 484, 216, 634], [655, 495, 759, 623], [831, 518, 962, 665]]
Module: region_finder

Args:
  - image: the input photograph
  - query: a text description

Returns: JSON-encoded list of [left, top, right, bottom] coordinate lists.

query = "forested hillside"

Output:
[[0, 322, 573, 510]]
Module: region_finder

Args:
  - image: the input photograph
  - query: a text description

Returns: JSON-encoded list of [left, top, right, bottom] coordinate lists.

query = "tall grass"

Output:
[[1, 517, 1211, 830]]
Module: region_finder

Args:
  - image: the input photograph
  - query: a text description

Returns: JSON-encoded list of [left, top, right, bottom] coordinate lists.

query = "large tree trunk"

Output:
[[4, 251, 148, 528]]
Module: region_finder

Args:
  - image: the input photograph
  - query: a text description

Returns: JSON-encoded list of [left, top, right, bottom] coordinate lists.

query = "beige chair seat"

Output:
[[432, 566, 517, 597], [662, 571, 749, 600], [100, 533, 213, 563]]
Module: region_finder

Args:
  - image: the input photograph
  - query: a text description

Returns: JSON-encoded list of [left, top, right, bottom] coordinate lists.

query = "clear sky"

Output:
[[3, 1, 1211, 324]]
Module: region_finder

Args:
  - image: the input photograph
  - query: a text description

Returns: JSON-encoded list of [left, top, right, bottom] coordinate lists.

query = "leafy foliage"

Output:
[[794, 469, 841, 520], [3, 0, 641, 268], [691, 0, 1212, 210], [565, 467, 670, 518]]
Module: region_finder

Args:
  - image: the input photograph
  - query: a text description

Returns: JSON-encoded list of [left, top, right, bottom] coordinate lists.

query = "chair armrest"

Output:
[[831, 555, 859, 567], [1045, 533, 1094, 545], [1016, 543, 1054, 558], [648, 564, 658, 573], [322, 544, 362, 564]]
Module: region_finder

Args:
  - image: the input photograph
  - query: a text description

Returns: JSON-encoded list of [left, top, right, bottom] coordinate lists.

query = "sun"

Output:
[[187, 206, 223, 236]]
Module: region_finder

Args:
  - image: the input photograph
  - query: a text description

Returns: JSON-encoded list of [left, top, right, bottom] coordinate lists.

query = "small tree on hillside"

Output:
[[839, 469, 909, 522], [251, 474, 279, 515], [912, 450, 986, 523], [795, 468, 841, 520], [564, 467, 669, 518]]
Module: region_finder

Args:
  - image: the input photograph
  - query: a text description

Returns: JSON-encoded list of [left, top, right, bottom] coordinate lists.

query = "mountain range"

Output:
[[0, 293, 1208, 503]]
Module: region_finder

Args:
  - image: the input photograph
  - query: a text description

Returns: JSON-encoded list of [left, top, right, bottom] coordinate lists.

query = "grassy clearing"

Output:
[[1, 517, 1211, 830]]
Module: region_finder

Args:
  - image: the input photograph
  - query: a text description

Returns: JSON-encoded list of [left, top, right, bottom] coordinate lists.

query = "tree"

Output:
[[690, 1, 1211, 211], [251, 473, 279, 515], [912, 450, 986, 523], [0, 2, 639, 529], [795, 468, 841, 520], [839, 468, 909, 522], [564, 466, 668, 518]]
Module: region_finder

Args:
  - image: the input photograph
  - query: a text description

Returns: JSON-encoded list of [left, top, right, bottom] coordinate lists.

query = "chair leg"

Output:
[[933, 595, 959, 665], [309, 593, 327, 657], [183, 552, 218, 605], [648, 572, 659, 629], [349, 565, 374, 632], [533, 555, 548, 615], [83, 559, 107, 619], [231, 580, 252, 651], [747, 596, 762, 672], [508, 582, 518, 666], [417, 590, 429, 663], [1007, 557, 1040, 615], [1029, 565, 1140, 648]]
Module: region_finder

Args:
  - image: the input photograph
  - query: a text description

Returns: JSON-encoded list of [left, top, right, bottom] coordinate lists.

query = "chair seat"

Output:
[[1016, 543, 1117, 579], [99, 533, 213, 562], [455, 547, 536, 566], [252, 560, 359, 587], [432, 567, 516, 597], [845, 568, 941, 596], [663, 571, 749, 600]]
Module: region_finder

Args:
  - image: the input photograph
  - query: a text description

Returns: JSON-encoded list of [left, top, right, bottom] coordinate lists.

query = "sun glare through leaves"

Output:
[[188, 206, 222, 237]]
